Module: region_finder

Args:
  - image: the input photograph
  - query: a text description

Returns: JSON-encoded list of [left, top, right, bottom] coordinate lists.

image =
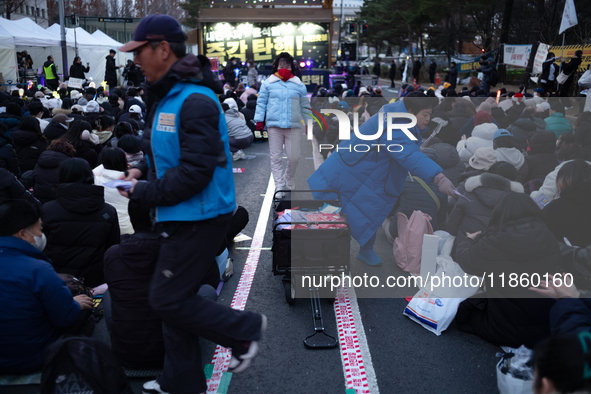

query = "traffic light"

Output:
[[70, 14, 78, 27], [348, 23, 356, 34], [361, 24, 368, 33]]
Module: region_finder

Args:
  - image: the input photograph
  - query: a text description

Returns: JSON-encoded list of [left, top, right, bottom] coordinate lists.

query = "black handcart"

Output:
[[272, 189, 350, 349]]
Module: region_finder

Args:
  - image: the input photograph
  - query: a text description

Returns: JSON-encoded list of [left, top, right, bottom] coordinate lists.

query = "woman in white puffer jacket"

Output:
[[93, 147, 134, 235], [456, 122, 499, 164]]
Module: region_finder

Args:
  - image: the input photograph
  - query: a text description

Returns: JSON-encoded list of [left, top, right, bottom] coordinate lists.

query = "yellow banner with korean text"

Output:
[[548, 45, 591, 71]]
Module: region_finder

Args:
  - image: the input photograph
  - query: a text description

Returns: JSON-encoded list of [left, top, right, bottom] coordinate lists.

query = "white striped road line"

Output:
[[206, 175, 275, 393], [310, 139, 379, 394]]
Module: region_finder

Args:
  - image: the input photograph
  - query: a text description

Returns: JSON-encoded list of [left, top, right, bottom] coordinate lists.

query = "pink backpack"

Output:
[[393, 210, 433, 274]]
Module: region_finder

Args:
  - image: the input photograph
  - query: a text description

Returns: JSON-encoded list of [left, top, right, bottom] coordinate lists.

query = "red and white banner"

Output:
[[533, 43, 549, 74], [503, 45, 532, 68]]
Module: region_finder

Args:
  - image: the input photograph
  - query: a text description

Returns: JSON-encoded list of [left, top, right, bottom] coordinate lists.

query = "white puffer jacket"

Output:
[[456, 123, 498, 164]]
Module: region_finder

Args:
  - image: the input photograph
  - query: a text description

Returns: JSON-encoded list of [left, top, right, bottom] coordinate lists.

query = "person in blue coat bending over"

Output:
[[308, 92, 456, 265]]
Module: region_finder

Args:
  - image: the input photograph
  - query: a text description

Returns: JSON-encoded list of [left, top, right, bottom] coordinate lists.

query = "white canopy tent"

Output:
[[91, 29, 134, 73], [0, 17, 62, 83], [46, 24, 110, 85]]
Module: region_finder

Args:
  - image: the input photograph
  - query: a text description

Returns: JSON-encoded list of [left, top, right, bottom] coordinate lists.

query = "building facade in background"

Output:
[[1, 0, 49, 28]]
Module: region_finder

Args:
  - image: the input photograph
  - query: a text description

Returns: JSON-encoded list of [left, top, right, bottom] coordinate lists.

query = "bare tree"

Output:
[[2, 0, 27, 19]]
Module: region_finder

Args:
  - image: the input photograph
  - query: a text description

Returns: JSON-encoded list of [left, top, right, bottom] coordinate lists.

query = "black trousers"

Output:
[[46, 78, 59, 91], [150, 215, 263, 394]]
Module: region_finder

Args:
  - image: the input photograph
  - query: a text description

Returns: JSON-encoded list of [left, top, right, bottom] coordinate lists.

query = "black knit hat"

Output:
[[0, 200, 40, 236]]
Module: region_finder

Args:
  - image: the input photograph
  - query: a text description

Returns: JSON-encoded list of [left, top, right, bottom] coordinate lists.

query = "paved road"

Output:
[[3, 135, 501, 394]]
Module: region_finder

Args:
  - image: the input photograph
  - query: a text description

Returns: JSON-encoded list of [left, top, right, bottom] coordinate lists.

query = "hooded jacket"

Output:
[[456, 123, 498, 164], [545, 112, 573, 138], [543, 181, 591, 247], [0, 113, 22, 136], [0, 131, 19, 177], [530, 160, 591, 202], [44, 121, 69, 144], [0, 167, 39, 207], [524, 130, 558, 183], [454, 217, 560, 348], [0, 236, 80, 373], [495, 147, 525, 171], [32, 150, 70, 204], [254, 74, 311, 129], [11, 129, 48, 173], [447, 173, 524, 258], [438, 102, 475, 146], [307, 100, 442, 246], [93, 165, 134, 235], [508, 118, 537, 151], [223, 98, 254, 140], [426, 142, 465, 186], [129, 54, 236, 223], [42, 183, 120, 287]]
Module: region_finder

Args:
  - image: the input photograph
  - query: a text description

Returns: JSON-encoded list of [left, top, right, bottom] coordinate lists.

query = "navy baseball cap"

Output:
[[119, 14, 186, 53]]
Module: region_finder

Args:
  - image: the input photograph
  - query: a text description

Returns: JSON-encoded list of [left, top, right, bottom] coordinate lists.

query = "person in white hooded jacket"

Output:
[[93, 148, 134, 235], [492, 129, 529, 183], [456, 122, 498, 164], [222, 98, 254, 161]]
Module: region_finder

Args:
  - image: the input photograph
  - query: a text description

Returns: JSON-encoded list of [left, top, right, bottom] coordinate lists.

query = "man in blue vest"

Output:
[[118, 15, 266, 394]]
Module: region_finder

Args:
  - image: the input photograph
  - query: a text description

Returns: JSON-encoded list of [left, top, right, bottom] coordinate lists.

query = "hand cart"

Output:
[[272, 189, 350, 349]]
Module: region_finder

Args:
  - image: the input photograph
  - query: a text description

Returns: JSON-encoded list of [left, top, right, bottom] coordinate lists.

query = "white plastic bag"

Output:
[[403, 255, 480, 335], [496, 346, 534, 394]]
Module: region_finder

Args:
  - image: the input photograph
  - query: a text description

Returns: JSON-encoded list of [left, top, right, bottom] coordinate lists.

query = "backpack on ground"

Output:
[[40, 337, 133, 394], [393, 210, 433, 275]]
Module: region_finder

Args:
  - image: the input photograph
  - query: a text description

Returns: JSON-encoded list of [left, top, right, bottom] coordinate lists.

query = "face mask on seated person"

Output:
[[26, 230, 47, 251]]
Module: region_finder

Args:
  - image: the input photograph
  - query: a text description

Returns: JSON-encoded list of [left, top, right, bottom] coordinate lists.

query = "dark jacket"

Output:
[[373, 62, 381, 77], [559, 56, 583, 90], [412, 60, 421, 78], [447, 173, 524, 258], [44, 122, 68, 144], [441, 102, 474, 144], [480, 62, 496, 85], [32, 150, 70, 204], [454, 217, 560, 348], [550, 298, 591, 336], [71, 140, 101, 169], [428, 62, 437, 76], [103, 232, 165, 368], [11, 129, 48, 173], [574, 117, 591, 160], [105, 55, 118, 84], [449, 65, 458, 89], [0, 113, 22, 137], [507, 117, 537, 152], [491, 107, 510, 129], [523, 130, 558, 183], [130, 54, 229, 212], [240, 97, 257, 133], [389, 64, 396, 79], [543, 181, 591, 247], [456, 166, 486, 186], [42, 183, 120, 287], [0, 167, 39, 207], [426, 142, 465, 186], [0, 236, 80, 373], [0, 132, 20, 177], [69, 63, 90, 80], [223, 62, 236, 86], [541, 58, 559, 83]]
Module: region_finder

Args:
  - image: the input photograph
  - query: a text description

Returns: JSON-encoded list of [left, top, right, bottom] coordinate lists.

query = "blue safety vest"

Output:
[[149, 81, 236, 223]]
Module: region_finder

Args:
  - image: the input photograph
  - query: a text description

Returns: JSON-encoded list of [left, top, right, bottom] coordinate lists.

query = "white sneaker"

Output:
[[142, 380, 170, 394], [232, 150, 246, 161], [228, 315, 267, 374], [222, 258, 234, 281]]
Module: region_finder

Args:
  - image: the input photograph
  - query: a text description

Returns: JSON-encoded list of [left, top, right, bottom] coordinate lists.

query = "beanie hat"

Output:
[[70, 90, 82, 100], [0, 200, 40, 236], [488, 161, 518, 182], [493, 129, 514, 140], [469, 147, 497, 170], [85, 101, 100, 113], [474, 110, 493, 126], [476, 102, 492, 114]]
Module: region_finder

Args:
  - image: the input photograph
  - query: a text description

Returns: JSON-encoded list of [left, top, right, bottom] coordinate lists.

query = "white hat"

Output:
[[47, 98, 62, 109], [536, 102, 550, 112], [85, 101, 100, 113], [70, 90, 82, 100], [129, 104, 142, 114]]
